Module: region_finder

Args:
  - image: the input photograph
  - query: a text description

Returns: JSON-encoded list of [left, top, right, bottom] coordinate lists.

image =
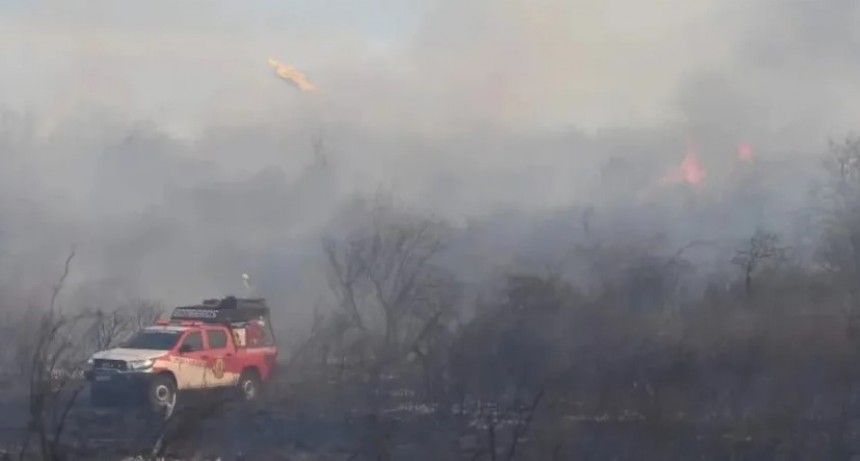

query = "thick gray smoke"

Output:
[[0, 0, 857, 333]]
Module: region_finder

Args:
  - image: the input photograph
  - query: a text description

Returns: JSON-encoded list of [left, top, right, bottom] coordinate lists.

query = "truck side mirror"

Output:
[[179, 344, 193, 354]]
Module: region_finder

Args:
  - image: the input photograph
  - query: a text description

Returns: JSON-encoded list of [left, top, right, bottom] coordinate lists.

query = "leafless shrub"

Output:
[[817, 137, 860, 306], [322, 195, 461, 401], [17, 248, 91, 461], [731, 229, 788, 298], [83, 298, 164, 353]]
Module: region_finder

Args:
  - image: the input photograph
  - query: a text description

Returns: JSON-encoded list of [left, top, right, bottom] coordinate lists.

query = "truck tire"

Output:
[[148, 374, 177, 416], [237, 369, 261, 401]]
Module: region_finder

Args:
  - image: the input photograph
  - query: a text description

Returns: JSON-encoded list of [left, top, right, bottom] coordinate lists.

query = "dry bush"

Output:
[[83, 298, 164, 353], [322, 194, 461, 402], [15, 249, 90, 461]]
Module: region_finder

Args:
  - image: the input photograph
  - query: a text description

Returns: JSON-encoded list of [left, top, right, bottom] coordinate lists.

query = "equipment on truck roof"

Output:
[[170, 295, 270, 324]]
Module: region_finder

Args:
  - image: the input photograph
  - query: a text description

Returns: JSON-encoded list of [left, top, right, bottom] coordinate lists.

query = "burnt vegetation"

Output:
[[7, 140, 860, 460]]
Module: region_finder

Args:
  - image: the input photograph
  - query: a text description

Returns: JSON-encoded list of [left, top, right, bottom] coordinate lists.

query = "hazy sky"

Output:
[[4, 0, 858, 137], [1, 0, 754, 135]]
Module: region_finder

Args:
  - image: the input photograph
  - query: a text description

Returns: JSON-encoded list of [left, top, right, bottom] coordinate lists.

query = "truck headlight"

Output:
[[127, 359, 154, 371]]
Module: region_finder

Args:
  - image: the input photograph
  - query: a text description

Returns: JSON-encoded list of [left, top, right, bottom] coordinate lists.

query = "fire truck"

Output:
[[85, 296, 278, 412]]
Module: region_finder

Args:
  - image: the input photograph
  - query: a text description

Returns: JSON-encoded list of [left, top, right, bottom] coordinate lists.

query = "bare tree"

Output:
[[323, 195, 460, 400], [817, 137, 860, 307], [49, 248, 75, 316], [18, 248, 92, 461], [127, 298, 164, 330], [87, 308, 132, 352], [84, 298, 163, 352], [311, 128, 328, 168], [732, 229, 787, 297], [581, 206, 594, 237]]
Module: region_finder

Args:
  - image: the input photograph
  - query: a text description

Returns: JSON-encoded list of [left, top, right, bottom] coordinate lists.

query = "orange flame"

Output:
[[661, 141, 705, 186], [268, 58, 318, 92], [681, 149, 705, 184], [738, 143, 753, 162]]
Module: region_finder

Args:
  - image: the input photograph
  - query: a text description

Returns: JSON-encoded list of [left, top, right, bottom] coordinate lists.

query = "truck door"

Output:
[[204, 328, 239, 387], [173, 330, 208, 389]]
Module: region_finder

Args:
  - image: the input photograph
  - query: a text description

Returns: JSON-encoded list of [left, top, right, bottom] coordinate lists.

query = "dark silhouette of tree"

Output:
[[732, 229, 787, 297]]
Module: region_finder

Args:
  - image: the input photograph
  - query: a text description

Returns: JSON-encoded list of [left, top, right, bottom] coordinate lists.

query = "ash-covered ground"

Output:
[[5, 361, 860, 461]]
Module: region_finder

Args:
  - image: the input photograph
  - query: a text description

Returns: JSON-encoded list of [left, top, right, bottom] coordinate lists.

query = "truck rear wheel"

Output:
[[237, 370, 261, 401], [148, 374, 177, 416]]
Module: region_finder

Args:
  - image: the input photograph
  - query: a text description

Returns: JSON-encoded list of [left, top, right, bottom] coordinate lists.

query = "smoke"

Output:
[[0, 0, 856, 328]]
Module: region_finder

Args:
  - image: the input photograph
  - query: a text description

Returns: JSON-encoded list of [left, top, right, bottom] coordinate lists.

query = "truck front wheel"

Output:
[[148, 374, 177, 416]]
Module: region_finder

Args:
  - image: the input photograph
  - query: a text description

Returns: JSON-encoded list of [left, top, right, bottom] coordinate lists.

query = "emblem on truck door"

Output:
[[213, 357, 225, 379]]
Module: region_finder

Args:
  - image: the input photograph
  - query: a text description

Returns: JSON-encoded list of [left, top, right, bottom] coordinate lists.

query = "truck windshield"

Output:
[[123, 331, 181, 350]]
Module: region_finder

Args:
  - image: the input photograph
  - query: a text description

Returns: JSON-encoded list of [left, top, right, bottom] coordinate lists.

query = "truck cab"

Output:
[[86, 296, 278, 412]]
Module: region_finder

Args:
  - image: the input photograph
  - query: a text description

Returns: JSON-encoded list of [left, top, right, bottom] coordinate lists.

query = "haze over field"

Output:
[[1, 0, 858, 328]]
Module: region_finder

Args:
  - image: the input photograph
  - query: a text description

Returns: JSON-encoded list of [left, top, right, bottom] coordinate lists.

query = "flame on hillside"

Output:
[[738, 143, 753, 162], [268, 58, 318, 92], [661, 141, 705, 186]]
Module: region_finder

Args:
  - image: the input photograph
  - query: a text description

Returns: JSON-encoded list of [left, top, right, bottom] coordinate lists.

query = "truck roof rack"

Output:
[[169, 295, 270, 324]]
